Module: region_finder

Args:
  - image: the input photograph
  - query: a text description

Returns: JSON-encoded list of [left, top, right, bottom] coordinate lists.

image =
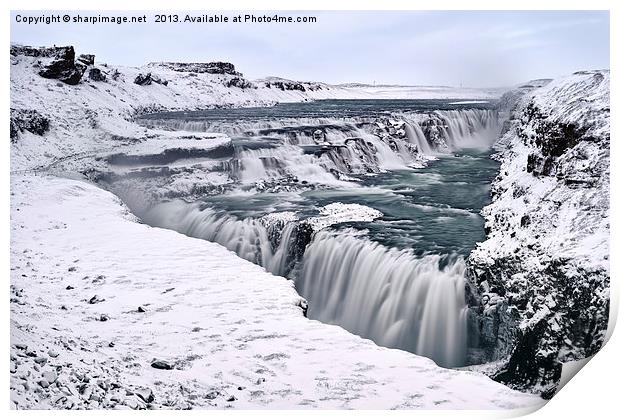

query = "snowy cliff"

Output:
[[467, 70, 610, 397]]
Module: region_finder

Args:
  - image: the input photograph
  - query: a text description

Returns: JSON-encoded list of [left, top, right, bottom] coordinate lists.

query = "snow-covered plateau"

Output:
[[9, 44, 608, 410]]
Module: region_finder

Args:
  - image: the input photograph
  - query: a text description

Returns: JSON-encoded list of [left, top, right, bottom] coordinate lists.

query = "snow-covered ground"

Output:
[[9, 174, 543, 410]]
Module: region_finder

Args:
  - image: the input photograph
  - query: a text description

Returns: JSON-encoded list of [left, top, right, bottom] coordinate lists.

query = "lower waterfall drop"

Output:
[[296, 230, 469, 368]]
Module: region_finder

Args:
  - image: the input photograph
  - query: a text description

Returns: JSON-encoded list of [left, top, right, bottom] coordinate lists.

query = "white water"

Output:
[[142, 201, 275, 266], [234, 145, 353, 186], [404, 120, 433, 154], [435, 109, 500, 150], [297, 231, 469, 368]]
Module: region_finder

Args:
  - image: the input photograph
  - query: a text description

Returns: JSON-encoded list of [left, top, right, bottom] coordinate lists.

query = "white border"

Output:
[[3, 1, 617, 419]]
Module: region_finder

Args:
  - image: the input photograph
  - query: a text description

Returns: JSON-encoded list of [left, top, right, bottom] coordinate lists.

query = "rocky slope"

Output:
[[467, 70, 610, 397]]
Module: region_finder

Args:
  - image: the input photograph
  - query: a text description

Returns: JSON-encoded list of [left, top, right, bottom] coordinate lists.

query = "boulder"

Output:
[[88, 67, 106, 82], [10, 108, 50, 142], [134, 387, 154, 403], [77, 54, 95, 66], [134, 73, 168, 86], [37, 46, 86, 85], [150, 359, 173, 370]]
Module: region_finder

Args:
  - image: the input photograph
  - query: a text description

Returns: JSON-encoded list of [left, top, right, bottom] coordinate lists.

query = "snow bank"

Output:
[[10, 174, 542, 410]]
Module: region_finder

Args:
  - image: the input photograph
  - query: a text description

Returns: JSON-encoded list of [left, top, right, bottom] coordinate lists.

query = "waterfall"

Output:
[[435, 109, 500, 150], [142, 201, 274, 266], [404, 120, 433, 154], [141, 200, 307, 277], [129, 106, 502, 368], [297, 230, 469, 368], [233, 145, 354, 186]]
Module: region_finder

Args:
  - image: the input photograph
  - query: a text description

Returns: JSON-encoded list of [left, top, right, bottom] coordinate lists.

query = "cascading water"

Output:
[[404, 120, 433, 154], [297, 231, 469, 368], [435, 109, 500, 150], [119, 100, 502, 369]]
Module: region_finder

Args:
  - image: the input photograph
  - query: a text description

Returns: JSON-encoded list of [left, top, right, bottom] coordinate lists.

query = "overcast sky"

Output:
[[11, 10, 609, 88]]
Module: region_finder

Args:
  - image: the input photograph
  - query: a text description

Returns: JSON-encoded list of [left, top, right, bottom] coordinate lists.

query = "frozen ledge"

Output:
[[10, 174, 543, 410]]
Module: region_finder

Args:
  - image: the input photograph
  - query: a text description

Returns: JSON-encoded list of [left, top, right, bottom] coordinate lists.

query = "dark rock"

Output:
[[467, 79, 610, 396], [77, 54, 95, 66], [296, 298, 308, 317], [88, 295, 105, 304], [134, 73, 152, 85], [205, 390, 219, 399], [137, 306, 146, 313], [34, 356, 48, 365], [11, 44, 73, 59], [88, 67, 106, 82], [66, 285, 74, 290], [99, 314, 110, 322], [225, 77, 254, 89], [150, 359, 173, 370], [10, 108, 50, 142], [493, 317, 561, 395], [152, 62, 241, 76], [134, 387, 154, 403], [35, 46, 86, 85], [110, 69, 122, 81], [264, 80, 306, 92], [520, 215, 531, 228], [134, 72, 168, 86], [226, 395, 236, 402]]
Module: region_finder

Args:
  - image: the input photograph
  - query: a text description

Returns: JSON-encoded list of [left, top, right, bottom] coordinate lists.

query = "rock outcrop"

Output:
[[134, 73, 168, 86], [27, 46, 87, 85], [150, 62, 241, 76], [10, 108, 50, 142], [88, 68, 107, 82], [225, 77, 254, 89], [467, 71, 610, 396]]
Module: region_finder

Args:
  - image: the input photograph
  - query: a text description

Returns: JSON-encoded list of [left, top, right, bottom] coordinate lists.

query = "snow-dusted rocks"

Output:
[[467, 70, 610, 396], [307, 203, 384, 231], [10, 108, 50, 142], [151, 61, 241, 76], [10, 175, 543, 409]]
